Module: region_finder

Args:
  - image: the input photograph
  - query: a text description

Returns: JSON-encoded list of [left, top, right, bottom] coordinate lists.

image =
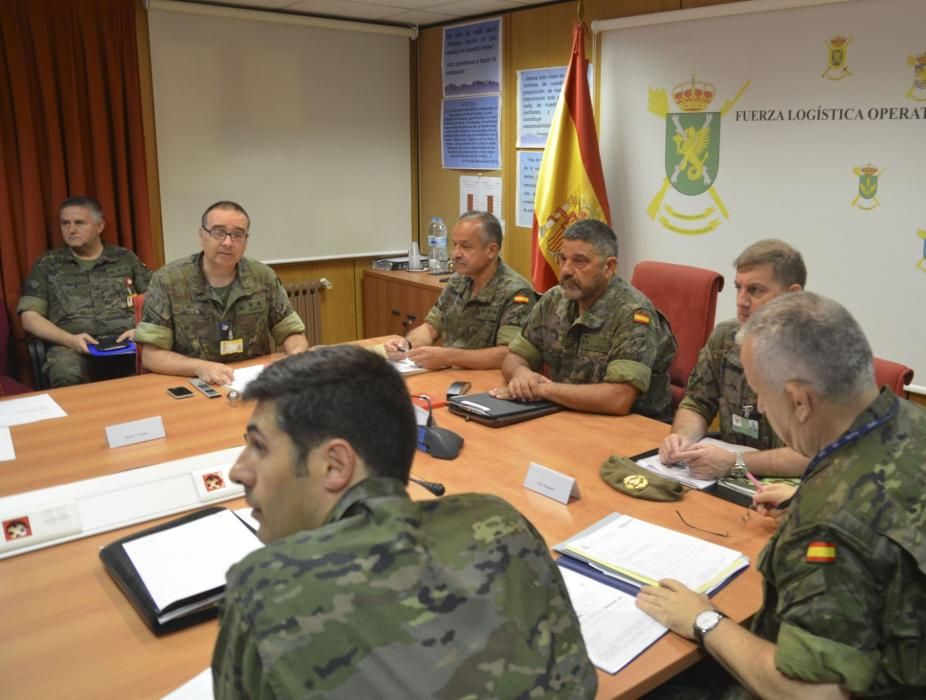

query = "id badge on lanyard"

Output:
[[218, 321, 243, 355]]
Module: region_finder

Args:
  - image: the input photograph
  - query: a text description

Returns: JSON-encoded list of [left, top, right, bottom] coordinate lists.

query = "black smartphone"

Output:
[[167, 386, 195, 399]]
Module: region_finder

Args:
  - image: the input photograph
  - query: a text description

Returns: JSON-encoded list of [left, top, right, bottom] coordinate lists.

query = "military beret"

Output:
[[599, 455, 688, 501]]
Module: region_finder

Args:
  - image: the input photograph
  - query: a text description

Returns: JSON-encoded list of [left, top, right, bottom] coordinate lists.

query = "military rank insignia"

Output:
[[805, 540, 837, 564]]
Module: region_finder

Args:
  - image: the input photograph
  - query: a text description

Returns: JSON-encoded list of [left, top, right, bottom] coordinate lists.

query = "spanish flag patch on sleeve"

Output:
[[513, 294, 530, 304], [806, 541, 837, 564], [633, 311, 651, 325]]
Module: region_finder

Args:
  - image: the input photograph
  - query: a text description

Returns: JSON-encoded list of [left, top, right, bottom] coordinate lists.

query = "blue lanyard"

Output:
[[800, 394, 900, 482]]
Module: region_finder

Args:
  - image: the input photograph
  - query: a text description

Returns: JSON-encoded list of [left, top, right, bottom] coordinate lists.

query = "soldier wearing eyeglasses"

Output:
[[135, 201, 308, 384]]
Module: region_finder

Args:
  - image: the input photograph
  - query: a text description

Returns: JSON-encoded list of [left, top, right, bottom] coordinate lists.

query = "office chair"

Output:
[[630, 261, 725, 411], [1, 298, 32, 396], [872, 356, 914, 397]]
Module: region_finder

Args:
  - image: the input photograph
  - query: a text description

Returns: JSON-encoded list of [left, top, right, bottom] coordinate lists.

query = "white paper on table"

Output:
[[559, 567, 667, 674], [0, 427, 14, 461], [0, 393, 67, 428], [635, 437, 758, 490], [225, 364, 265, 394], [123, 510, 262, 612], [161, 668, 213, 700], [560, 513, 746, 592], [390, 358, 427, 375]]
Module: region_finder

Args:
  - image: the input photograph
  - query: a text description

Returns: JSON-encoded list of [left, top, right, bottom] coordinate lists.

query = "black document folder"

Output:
[[99, 507, 258, 635], [447, 391, 562, 427]]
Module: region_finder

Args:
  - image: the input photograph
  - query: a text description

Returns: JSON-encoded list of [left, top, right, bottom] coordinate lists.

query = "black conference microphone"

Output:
[[409, 475, 446, 497]]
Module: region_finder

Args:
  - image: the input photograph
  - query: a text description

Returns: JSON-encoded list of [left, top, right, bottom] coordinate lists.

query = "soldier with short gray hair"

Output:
[[212, 345, 597, 698], [637, 291, 926, 698], [17, 196, 150, 386], [384, 211, 536, 370]]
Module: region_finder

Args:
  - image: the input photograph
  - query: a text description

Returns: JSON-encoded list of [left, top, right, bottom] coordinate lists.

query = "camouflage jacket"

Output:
[[752, 389, 926, 696], [424, 259, 536, 348], [135, 253, 304, 362], [679, 319, 783, 449], [17, 245, 150, 336], [212, 477, 597, 699], [509, 277, 676, 421]]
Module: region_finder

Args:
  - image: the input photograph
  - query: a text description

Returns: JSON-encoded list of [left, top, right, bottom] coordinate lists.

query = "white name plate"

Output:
[[0, 502, 82, 554], [524, 462, 580, 504], [192, 464, 244, 502], [105, 416, 166, 449]]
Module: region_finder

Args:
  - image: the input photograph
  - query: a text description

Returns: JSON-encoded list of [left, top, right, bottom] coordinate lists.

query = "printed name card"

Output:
[[524, 462, 580, 504], [0, 502, 82, 554], [105, 416, 166, 449]]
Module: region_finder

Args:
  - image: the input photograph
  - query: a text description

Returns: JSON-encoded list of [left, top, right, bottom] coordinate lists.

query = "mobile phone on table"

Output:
[[167, 386, 195, 399]]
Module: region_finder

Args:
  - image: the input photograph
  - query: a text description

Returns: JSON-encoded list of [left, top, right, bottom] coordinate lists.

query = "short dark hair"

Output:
[[459, 211, 503, 247], [60, 196, 103, 222], [201, 200, 251, 230], [243, 346, 417, 481], [563, 219, 618, 259], [734, 239, 807, 288]]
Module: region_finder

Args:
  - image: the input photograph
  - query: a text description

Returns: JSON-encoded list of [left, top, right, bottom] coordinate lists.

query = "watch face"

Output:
[[696, 610, 723, 633]]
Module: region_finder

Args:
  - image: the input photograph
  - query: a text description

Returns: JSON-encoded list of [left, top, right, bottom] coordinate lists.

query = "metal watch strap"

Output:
[[729, 451, 748, 479]]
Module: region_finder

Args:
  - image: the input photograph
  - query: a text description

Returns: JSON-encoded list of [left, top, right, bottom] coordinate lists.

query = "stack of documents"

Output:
[[554, 513, 749, 674], [100, 508, 262, 634]]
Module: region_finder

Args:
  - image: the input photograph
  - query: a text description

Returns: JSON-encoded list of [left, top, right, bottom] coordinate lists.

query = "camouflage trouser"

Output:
[[43, 345, 134, 387]]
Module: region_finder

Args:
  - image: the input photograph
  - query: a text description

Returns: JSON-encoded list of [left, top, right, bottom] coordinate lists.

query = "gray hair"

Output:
[[738, 291, 874, 400], [734, 239, 807, 288], [459, 211, 502, 247], [563, 219, 618, 260], [60, 196, 103, 222]]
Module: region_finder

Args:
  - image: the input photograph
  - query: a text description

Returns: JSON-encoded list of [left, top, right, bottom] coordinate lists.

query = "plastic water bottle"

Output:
[[427, 217, 448, 274]]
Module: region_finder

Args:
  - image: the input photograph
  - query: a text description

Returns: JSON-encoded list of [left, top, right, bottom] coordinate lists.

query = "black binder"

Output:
[[447, 391, 562, 427], [99, 507, 257, 635]]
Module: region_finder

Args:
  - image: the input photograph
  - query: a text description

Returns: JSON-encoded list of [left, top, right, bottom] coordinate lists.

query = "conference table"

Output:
[[0, 356, 776, 699]]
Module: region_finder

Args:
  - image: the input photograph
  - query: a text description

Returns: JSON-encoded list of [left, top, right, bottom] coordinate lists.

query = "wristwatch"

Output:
[[729, 451, 748, 479], [693, 609, 726, 646]]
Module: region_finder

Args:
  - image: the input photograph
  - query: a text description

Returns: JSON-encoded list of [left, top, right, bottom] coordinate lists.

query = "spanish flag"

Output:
[[806, 541, 837, 564], [531, 21, 611, 293]]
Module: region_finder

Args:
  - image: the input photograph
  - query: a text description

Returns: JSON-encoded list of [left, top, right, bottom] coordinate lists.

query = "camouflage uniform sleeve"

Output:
[[213, 586, 276, 700], [129, 252, 152, 294], [16, 255, 51, 317], [495, 288, 536, 347], [134, 271, 175, 349], [677, 325, 726, 423], [603, 309, 662, 392], [507, 296, 545, 370], [268, 275, 305, 346], [771, 523, 889, 693]]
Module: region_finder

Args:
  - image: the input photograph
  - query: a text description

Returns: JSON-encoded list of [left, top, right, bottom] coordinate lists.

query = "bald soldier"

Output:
[[213, 346, 597, 698]]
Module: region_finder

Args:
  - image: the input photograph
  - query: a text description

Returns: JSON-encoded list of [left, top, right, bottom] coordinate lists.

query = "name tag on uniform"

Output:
[[220, 338, 244, 355], [579, 334, 610, 353], [732, 413, 759, 439]]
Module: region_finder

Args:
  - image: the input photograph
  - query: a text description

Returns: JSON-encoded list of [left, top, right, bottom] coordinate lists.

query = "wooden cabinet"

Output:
[[362, 269, 446, 338]]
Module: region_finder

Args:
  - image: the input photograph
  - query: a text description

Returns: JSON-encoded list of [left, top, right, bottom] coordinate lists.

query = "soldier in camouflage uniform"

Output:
[[17, 196, 150, 387], [660, 240, 809, 479], [384, 211, 536, 370], [213, 346, 597, 698], [135, 201, 307, 384], [636, 292, 926, 698], [500, 220, 675, 420]]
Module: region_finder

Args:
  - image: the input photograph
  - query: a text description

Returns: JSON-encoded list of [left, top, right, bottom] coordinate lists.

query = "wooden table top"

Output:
[[0, 362, 775, 699]]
